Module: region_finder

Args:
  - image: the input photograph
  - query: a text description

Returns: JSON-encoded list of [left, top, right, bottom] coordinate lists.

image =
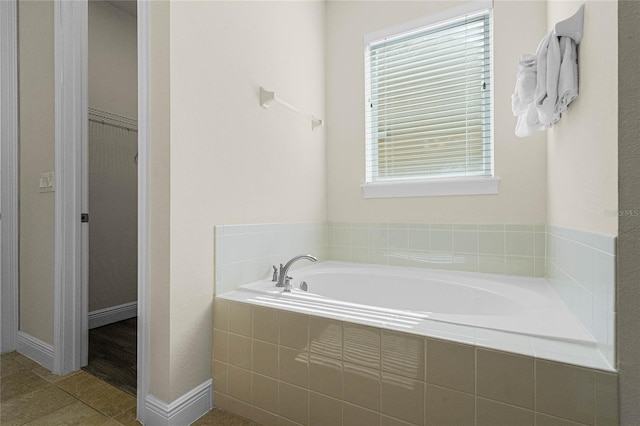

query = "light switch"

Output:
[[39, 171, 54, 193]]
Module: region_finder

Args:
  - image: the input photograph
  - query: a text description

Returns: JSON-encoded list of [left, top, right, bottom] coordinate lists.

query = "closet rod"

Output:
[[89, 118, 138, 133]]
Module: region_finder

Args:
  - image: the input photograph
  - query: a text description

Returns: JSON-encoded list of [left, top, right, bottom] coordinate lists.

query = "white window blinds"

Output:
[[365, 9, 492, 183]]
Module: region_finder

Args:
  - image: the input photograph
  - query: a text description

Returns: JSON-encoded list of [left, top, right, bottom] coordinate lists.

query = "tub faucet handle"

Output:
[[283, 276, 294, 292], [272, 265, 278, 282], [276, 264, 285, 287]]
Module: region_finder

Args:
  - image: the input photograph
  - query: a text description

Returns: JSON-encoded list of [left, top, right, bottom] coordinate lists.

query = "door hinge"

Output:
[[81, 213, 89, 223]]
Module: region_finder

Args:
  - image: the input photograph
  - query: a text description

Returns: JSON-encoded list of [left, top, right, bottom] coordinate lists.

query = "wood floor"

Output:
[[82, 317, 137, 396]]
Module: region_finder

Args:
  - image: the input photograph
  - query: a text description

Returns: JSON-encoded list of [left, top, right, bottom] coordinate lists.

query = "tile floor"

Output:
[[1, 351, 253, 426]]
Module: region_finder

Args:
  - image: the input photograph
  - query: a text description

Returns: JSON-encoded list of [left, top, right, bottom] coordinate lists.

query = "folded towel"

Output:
[[535, 31, 562, 127], [556, 36, 579, 113]]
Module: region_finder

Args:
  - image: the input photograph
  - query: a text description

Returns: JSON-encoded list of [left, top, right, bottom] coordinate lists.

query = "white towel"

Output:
[[556, 36, 579, 113], [512, 54, 537, 115], [534, 31, 561, 128], [513, 31, 580, 137], [515, 103, 545, 137], [512, 54, 544, 137]]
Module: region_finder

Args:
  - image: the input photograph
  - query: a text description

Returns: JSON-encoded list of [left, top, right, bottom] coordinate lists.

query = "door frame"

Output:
[[53, 0, 86, 376], [53, 0, 150, 422], [0, 0, 19, 355], [135, 1, 151, 421]]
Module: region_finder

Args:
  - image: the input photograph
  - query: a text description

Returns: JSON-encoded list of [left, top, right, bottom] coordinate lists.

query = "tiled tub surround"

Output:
[[215, 223, 328, 294], [546, 226, 616, 368], [213, 222, 619, 424], [215, 222, 548, 296], [214, 221, 616, 369], [212, 298, 619, 426], [327, 222, 547, 278]]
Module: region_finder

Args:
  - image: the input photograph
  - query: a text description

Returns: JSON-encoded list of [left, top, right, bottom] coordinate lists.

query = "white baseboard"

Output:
[[145, 379, 213, 426], [88, 302, 137, 329], [17, 331, 54, 371]]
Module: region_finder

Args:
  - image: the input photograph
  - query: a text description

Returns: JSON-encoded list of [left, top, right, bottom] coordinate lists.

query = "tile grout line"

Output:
[[533, 358, 538, 421], [474, 346, 478, 426], [1, 355, 135, 426], [53, 372, 137, 422]]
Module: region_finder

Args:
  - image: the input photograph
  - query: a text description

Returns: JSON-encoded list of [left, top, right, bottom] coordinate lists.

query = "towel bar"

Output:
[[259, 87, 323, 131]]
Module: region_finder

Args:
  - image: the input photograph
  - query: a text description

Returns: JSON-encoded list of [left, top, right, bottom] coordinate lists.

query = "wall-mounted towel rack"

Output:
[[260, 86, 323, 131], [554, 4, 584, 43], [511, 3, 585, 137]]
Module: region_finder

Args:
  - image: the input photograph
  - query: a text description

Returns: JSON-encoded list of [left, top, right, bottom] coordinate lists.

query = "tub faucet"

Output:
[[277, 254, 317, 291]]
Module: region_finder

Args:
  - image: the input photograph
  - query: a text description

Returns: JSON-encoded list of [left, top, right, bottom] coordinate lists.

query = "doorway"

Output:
[[52, 0, 151, 421], [1, 0, 152, 421], [80, 0, 138, 397]]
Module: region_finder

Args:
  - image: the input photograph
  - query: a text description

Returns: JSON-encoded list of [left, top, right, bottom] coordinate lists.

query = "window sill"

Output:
[[361, 176, 500, 198]]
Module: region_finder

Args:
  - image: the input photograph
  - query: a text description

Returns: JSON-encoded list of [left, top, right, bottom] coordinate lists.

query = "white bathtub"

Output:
[[219, 261, 611, 370]]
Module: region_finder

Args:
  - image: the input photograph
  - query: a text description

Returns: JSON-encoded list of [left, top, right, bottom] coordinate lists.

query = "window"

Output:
[[363, 3, 497, 198]]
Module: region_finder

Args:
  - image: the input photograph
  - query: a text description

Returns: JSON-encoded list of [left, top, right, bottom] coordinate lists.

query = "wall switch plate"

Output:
[[39, 171, 55, 193]]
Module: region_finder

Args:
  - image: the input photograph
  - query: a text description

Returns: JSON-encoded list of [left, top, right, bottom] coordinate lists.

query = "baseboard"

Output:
[[145, 379, 213, 426], [88, 302, 137, 329], [16, 331, 54, 371]]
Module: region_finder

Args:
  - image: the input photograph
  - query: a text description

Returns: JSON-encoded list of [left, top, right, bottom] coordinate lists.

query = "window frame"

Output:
[[361, 1, 498, 198]]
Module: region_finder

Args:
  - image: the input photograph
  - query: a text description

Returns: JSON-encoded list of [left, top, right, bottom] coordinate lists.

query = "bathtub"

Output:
[[219, 260, 611, 370]]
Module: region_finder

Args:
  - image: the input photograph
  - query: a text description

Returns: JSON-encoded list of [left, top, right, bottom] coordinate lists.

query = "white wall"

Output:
[[326, 0, 548, 224], [88, 0, 138, 313], [18, 0, 55, 346], [148, 0, 172, 403], [160, 0, 327, 401], [87, 122, 138, 312], [89, 0, 137, 117], [546, 0, 618, 236]]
